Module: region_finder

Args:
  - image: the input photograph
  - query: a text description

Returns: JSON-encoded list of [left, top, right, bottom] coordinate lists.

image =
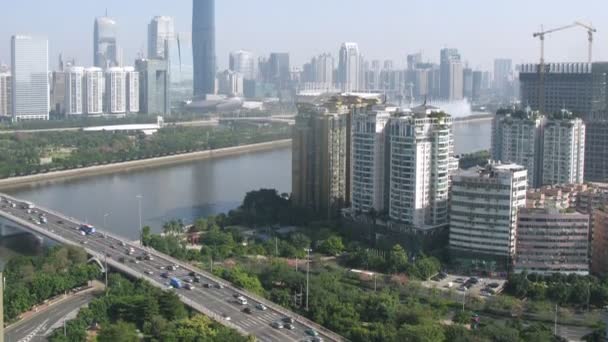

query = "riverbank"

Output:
[[0, 139, 292, 191]]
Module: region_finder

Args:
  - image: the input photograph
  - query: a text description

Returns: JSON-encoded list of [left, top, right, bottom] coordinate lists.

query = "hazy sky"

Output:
[[0, 0, 606, 71]]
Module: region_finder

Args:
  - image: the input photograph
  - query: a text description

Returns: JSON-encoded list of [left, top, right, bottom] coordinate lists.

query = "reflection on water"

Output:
[[4, 120, 491, 259]]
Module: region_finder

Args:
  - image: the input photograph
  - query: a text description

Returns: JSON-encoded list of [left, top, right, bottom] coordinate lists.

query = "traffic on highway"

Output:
[[0, 195, 340, 342]]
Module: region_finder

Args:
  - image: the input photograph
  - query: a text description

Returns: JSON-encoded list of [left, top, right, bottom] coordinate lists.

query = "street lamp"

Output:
[[103, 213, 110, 231], [305, 248, 312, 311], [136, 195, 143, 246]]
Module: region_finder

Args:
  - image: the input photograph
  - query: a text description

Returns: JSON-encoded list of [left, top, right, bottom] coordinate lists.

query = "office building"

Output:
[[136, 58, 170, 115], [50, 71, 66, 115], [515, 207, 589, 275], [592, 207, 608, 275], [493, 59, 512, 91], [192, 0, 216, 97], [542, 116, 585, 185], [0, 73, 11, 117], [217, 70, 243, 96], [268, 53, 290, 88], [388, 104, 454, 230], [84, 67, 103, 115], [586, 120, 608, 182], [148, 16, 174, 60], [519, 62, 608, 119], [449, 163, 527, 259], [65, 66, 84, 115], [463, 68, 473, 99], [491, 109, 545, 187], [11, 35, 49, 120], [472, 70, 482, 102], [94, 16, 118, 68], [440, 48, 463, 101], [125, 67, 139, 113], [229, 50, 255, 80], [338, 43, 360, 92], [292, 93, 381, 217], [351, 105, 395, 213]]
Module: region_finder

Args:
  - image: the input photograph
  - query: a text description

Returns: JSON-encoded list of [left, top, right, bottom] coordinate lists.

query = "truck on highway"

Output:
[[21, 201, 35, 210], [79, 224, 96, 236], [170, 277, 182, 289]]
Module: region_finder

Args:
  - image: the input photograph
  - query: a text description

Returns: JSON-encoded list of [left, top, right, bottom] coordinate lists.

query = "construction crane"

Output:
[[532, 21, 597, 113]]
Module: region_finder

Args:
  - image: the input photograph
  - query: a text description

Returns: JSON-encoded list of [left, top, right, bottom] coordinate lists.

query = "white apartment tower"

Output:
[[65, 67, 84, 115], [338, 43, 360, 92], [491, 109, 545, 188], [542, 116, 585, 185], [11, 35, 49, 120], [449, 163, 528, 258], [351, 105, 395, 213], [388, 104, 454, 230], [125, 67, 139, 113], [148, 16, 174, 60], [84, 67, 103, 114], [105, 67, 126, 114], [0, 73, 11, 117]]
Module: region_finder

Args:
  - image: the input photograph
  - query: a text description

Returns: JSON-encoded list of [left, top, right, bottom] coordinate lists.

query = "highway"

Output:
[[0, 195, 343, 342], [5, 291, 96, 342]]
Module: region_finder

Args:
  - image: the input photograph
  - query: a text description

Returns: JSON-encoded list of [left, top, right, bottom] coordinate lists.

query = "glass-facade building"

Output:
[[192, 0, 216, 97], [94, 17, 118, 68], [11, 35, 49, 120]]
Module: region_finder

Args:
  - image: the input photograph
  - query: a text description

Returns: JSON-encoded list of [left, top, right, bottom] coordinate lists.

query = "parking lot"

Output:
[[422, 273, 507, 298]]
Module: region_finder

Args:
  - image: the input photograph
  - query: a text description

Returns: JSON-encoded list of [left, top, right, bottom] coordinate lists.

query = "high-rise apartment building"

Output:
[[136, 58, 170, 115], [351, 105, 395, 213], [292, 94, 381, 217], [388, 104, 454, 230], [229, 50, 255, 80], [0, 73, 11, 117], [542, 116, 585, 185], [585, 120, 608, 182], [338, 43, 360, 92], [84, 67, 103, 115], [105, 67, 126, 114], [94, 16, 118, 68], [515, 207, 589, 275], [11, 35, 49, 121], [492, 109, 545, 188], [592, 207, 608, 275], [440, 48, 463, 101], [125, 67, 139, 114], [192, 0, 216, 97], [65, 66, 84, 115], [148, 16, 174, 60], [449, 163, 527, 260]]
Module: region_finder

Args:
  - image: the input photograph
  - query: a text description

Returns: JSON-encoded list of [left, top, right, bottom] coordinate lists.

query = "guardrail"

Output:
[[0, 195, 345, 341]]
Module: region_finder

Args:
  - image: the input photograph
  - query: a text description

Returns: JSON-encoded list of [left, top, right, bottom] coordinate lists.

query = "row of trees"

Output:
[[48, 274, 251, 342], [506, 272, 608, 308], [3, 246, 101, 322], [0, 124, 291, 178]]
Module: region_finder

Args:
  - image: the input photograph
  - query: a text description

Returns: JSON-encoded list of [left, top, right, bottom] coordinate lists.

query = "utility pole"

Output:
[[136, 195, 143, 245]]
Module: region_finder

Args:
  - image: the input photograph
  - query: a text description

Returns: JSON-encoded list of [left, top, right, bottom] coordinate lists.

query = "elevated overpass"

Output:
[[0, 194, 344, 342]]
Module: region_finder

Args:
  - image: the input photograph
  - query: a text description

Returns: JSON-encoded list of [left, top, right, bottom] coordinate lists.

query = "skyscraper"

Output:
[[542, 116, 585, 185], [440, 48, 463, 101], [338, 43, 360, 92], [94, 16, 118, 68], [11, 35, 49, 120], [148, 16, 174, 60], [229, 50, 255, 80], [493, 58, 512, 92], [84, 67, 104, 115], [65, 66, 84, 116], [192, 0, 216, 97], [136, 58, 170, 115], [268, 53, 290, 88]]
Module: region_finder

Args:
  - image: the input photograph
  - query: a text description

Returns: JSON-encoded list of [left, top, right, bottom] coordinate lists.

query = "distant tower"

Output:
[[148, 16, 174, 60], [192, 0, 216, 97], [94, 16, 118, 68], [338, 42, 360, 92]]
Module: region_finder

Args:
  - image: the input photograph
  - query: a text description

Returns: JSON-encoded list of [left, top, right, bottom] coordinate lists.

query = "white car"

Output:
[[256, 303, 267, 311], [145, 270, 153, 275], [222, 313, 231, 321]]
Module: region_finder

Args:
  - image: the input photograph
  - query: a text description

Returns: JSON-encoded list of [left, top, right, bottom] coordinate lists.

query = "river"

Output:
[[3, 120, 490, 242]]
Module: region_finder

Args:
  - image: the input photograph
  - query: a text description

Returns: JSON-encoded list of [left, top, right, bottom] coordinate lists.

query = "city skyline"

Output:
[[0, 0, 605, 71]]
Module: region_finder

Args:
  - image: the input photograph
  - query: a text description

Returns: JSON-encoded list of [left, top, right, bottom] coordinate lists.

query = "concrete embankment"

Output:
[[0, 139, 292, 190]]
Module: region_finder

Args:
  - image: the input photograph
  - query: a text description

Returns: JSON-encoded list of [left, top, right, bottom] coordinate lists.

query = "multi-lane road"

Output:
[[0, 195, 343, 342]]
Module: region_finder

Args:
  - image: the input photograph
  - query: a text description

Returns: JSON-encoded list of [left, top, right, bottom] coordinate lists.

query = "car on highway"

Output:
[[222, 313, 231, 321], [145, 270, 154, 275], [271, 321, 283, 329], [203, 283, 212, 288], [284, 323, 295, 330], [310, 337, 324, 342], [167, 265, 177, 271], [305, 329, 319, 337], [216, 283, 224, 289], [193, 275, 201, 283], [256, 303, 267, 311], [56, 220, 64, 225], [184, 278, 193, 284], [282, 317, 295, 324], [185, 283, 194, 290], [242, 307, 252, 314], [236, 296, 248, 305], [161, 272, 170, 278]]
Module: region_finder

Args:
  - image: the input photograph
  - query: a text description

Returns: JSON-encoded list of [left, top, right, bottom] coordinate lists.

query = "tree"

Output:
[[97, 321, 139, 342], [397, 322, 445, 342], [141, 226, 152, 246], [388, 244, 409, 273], [319, 235, 345, 256]]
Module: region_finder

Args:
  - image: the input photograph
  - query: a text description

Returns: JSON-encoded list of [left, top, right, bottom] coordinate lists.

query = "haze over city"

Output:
[[0, 0, 605, 69]]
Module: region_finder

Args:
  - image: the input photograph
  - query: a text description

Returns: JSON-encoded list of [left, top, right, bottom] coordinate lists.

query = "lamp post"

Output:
[[136, 195, 143, 245], [103, 213, 109, 231], [305, 248, 312, 311]]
